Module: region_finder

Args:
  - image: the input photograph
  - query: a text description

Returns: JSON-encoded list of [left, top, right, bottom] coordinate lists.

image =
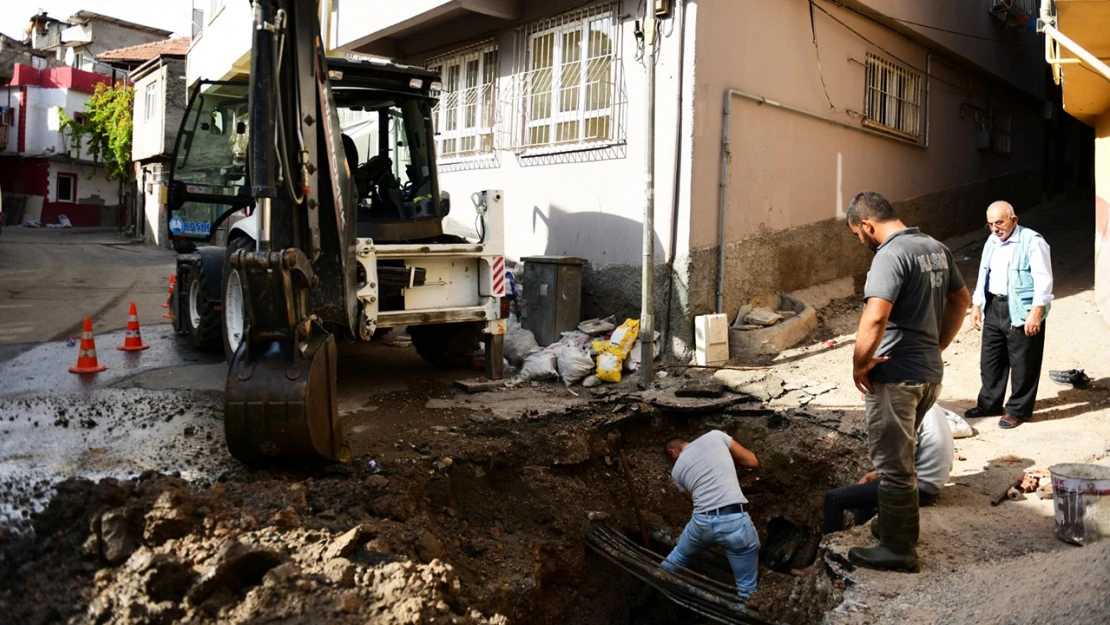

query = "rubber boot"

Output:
[[848, 486, 919, 572]]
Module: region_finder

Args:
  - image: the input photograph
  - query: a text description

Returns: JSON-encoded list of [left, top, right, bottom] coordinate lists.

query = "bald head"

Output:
[[986, 201, 1018, 241]]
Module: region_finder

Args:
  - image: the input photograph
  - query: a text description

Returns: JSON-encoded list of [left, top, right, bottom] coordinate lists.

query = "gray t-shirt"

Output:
[[671, 430, 748, 513], [915, 404, 954, 495], [864, 228, 965, 384]]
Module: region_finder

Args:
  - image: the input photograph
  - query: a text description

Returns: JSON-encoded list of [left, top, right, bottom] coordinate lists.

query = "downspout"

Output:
[[925, 53, 931, 148], [639, 9, 658, 384], [1040, 0, 1110, 83], [716, 91, 735, 315], [661, 0, 687, 351]]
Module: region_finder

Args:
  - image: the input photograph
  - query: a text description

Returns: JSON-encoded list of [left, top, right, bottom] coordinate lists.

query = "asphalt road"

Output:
[[0, 227, 175, 360]]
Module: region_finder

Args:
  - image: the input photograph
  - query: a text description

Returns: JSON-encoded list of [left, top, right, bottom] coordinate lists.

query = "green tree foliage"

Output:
[[59, 82, 134, 181]]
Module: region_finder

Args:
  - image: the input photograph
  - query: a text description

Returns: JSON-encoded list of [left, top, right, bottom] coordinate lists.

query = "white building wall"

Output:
[[186, 0, 253, 85], [132, 69, 165, 160], [47, 161, 117, 204]]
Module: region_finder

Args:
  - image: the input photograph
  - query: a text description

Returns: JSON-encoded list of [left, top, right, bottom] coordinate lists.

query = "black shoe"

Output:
[[964, 406, 1003, 419], [1050, 369, 1091, 388]]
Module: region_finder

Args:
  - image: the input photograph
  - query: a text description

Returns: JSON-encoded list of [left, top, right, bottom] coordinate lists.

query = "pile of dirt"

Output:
[[0, 383, 871, 625], [0, 471, 504, 625]]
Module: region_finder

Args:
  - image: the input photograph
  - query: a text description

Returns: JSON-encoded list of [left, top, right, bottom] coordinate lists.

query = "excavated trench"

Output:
[[0, 402, 869, 625]]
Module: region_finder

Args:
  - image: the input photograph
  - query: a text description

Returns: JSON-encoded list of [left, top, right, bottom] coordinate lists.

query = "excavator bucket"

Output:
[[224, 326, 348, 465]]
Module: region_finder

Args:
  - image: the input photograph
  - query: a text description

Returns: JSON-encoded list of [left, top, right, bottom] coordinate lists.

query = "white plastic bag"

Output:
[[931, 403, 975, 439], [504, 327, 539, 366], [519, 349, 559, 381], [555, 345, 595, 386]]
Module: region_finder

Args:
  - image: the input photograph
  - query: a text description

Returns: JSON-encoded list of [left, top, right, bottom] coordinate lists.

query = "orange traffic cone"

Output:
[[163, 274, 176, 319], [69, 317, 107, 374], [118, 302, 150, 351]]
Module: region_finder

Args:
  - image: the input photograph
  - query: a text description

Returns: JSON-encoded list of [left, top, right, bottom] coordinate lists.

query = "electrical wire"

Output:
[[812, 1, 976, 93], [808, 0, 839, 112], [827, 0, 1043, 50]]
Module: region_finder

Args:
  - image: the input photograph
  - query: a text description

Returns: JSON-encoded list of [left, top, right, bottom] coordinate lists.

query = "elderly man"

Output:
[[846, 191, 970, 571], [966, 201, 1053, 429], [661, 430, 760, 599]]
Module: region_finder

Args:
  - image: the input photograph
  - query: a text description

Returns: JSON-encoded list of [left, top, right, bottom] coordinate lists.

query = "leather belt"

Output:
[[704, 503, 746, 516]]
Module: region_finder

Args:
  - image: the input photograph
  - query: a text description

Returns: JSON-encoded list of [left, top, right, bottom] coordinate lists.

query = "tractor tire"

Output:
[[221, 236, 254, 362], [408, 322, 484, 370], [185, 260, 222, 352]]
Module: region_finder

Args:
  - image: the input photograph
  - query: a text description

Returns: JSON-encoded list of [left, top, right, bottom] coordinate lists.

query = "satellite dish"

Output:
[[64, 47, 75, 66]]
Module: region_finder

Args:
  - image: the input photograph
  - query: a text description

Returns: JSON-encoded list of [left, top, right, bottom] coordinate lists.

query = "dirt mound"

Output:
[[0, 472, 504, 625]]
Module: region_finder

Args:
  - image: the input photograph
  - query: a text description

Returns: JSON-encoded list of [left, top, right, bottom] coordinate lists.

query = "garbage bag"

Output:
[[504, 326, 538, 367], [519, 349, 559, 381], [555, 345, 595, 386]]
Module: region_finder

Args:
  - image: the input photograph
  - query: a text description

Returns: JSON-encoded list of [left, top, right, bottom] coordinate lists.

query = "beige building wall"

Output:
[[685, 0, 1045, 322], [1096, 113, 1110, 325]]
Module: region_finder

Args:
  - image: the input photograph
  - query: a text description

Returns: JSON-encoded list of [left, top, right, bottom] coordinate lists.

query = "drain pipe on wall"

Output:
[[639, 8, 658, 385], [661, 0, 687, 351]]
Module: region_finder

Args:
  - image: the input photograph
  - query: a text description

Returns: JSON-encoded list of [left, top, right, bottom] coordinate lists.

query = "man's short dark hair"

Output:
[[664, 438, 685, 455], [846, 191, 897, 226]]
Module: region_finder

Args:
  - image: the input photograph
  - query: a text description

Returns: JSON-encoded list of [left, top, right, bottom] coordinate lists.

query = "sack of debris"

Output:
[[519, 348, 559, 382], [504, 315, 539, 367], [578, 316, 616, 336], [610, 319, 640, 358], [929, 403, 976, 438], [554, 345, 595, 386], [624, 332, 662, 373], [596, 344, 624, 383]]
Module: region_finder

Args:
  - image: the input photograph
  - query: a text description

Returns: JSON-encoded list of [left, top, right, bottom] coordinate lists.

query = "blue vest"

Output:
[[981, 225, 1050, 326]]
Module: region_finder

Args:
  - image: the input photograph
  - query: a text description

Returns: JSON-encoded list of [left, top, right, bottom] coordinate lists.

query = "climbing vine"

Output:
[[58, 82, 134, 181]]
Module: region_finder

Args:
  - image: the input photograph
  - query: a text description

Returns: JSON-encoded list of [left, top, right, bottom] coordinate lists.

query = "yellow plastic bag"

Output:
[[596, 344, 624, 383], [610, 319, 640, 358]]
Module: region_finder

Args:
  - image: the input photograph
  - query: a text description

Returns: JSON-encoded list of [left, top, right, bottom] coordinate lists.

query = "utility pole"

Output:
[[639, 8, 657, 387]]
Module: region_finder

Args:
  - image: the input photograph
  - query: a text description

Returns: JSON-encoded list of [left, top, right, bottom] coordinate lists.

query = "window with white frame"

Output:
[[144, 82, 158, 122], [427, 44, 498, 160], [991, 108, 1012, 156], [209, 0, 226, 23], [863, 53, 923, 141], [518, 4, 619, 151]]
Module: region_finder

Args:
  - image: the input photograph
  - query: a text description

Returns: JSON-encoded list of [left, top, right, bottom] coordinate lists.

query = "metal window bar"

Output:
[[991, 109, 1012, 155], [427, 44, 499, 160], [863, 53, 923, 141], [508, 3, 625, 152]]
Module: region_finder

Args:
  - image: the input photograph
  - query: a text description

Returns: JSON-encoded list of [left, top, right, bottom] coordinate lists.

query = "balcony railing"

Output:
[[35, 30, 61, 50]]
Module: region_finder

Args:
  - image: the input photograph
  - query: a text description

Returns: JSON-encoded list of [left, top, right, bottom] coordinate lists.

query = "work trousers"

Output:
[[661, 512, 760, 599], [864, 382, 941, 493], [977, 295, 1046, 419], [822, 481, 939, 534]]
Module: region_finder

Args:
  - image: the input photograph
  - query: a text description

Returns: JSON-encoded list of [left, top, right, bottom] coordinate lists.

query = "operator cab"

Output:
[[166, 58, 448, 248]]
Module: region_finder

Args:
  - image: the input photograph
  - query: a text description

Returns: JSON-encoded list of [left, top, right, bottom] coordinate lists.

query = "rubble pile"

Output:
[[0, 473, 504, 625]]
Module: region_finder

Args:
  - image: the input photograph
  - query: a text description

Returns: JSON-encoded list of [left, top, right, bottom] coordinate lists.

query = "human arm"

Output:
[[970, 245, 990, 330], [1025, 238, 1053, 336], [940, 285, 971, 351], [853, 297, 892, 394], [728, 439, 758, 469], [857, 470, 878, 485]]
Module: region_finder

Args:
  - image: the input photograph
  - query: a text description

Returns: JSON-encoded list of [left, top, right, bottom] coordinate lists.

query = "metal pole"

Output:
[[640, 10, 657, 386]]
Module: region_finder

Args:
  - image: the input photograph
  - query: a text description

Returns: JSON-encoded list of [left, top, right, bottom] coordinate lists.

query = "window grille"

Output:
[[427, 42, 499, 160], [508, 3, 624, 152], [991, 108, 1012, 156], [863, 53, 923, 141]]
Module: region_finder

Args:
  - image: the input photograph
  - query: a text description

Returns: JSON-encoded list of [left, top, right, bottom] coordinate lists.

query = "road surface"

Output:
[[0, 227, 175, 360]]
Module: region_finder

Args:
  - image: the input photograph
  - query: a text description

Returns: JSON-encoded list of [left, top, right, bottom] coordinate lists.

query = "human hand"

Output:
[[971, 306, 982, 331], [857, 471, 878, 485], [1024, 307, 1043, 337], [853, 357, 890, 394]]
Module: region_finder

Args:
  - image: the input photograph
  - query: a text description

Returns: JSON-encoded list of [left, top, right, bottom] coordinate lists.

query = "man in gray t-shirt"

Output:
[[661, 430, 760, 599], [846, 192, 970, 573]]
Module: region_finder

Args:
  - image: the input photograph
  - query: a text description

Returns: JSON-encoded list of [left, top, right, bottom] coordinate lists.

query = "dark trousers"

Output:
[[977, 295, 1046, 419], [823, 482, 938, 534]]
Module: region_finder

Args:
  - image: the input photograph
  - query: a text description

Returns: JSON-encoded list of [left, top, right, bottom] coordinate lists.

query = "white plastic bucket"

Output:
[[1049, 463, 1110, 545]]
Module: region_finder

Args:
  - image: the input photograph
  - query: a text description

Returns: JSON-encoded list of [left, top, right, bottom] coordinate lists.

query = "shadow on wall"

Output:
[[532, 203, 666, 324]]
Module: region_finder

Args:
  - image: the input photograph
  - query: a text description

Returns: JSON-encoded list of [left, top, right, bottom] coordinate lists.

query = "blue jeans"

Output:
[[661, 512, 760, 599]]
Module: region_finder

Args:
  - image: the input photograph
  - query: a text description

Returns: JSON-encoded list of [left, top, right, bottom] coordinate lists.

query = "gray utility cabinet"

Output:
[[521, 256, 586, 346]]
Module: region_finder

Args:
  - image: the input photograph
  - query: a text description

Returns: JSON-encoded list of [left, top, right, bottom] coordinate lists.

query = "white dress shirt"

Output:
[[972, 232, 1054, 309]]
